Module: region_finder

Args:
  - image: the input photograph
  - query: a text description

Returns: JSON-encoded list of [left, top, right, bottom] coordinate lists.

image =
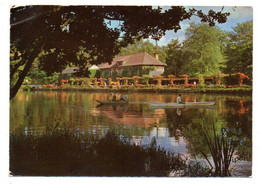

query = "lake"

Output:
[[9, 91, 252, 176]]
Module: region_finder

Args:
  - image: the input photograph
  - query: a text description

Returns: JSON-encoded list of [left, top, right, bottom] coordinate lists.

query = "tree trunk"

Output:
[[10, 52, 38, 99], [10, 60, 26, 80]]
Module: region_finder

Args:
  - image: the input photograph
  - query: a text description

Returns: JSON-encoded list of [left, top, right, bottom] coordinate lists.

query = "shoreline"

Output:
[[29, 86, 252, 95]]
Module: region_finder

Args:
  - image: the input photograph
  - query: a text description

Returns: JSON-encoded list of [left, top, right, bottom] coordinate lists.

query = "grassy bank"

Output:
[[10, 129, 212, 177], [30, 86, 252, 95]]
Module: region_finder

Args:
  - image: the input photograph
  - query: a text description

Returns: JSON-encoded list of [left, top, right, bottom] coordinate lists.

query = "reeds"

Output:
[[201, 123, 238, 176], [10, 129, 211, 176]]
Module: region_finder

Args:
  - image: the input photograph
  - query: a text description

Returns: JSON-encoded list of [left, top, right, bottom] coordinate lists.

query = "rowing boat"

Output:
[[149, 101, 215, 108], [96, 100, 129, 105]]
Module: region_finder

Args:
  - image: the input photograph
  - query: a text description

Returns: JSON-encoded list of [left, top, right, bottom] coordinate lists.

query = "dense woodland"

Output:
[[10, 6, 252, 98], [118, 21, 252, 79]]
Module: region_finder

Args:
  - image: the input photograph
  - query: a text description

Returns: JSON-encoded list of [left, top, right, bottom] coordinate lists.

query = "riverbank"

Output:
[[31, 86, 252, 95]]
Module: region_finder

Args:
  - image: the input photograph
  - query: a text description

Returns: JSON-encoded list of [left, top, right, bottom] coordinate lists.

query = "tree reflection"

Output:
[[163, 97, 252, 161], [10, 92, 252, 163]]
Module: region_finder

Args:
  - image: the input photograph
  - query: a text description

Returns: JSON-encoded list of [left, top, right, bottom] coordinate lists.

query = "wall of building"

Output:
[[100, 66, 165, 78]]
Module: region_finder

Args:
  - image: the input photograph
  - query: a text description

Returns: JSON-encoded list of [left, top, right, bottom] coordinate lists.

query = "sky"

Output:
[[150, 6, 253, 46]]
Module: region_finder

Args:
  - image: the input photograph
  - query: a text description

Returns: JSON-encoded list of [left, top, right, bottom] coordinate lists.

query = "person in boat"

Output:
[[112, 93, 117, 101], [176, 94, 184, 104], [120, 95, 128, 101]]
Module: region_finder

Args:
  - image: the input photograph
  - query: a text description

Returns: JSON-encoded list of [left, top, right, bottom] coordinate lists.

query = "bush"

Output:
[[21, 85, 32, 91], [141, 75, 152, 86], [89, 69, 97, 79]]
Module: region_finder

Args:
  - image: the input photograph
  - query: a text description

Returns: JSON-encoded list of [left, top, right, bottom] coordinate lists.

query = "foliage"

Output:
[[103, 66, 156, 78], [118, 39, 167, 63], [69, 78, 75, 85], [164, 39, 187, 76], [141, 75, 152, 86], [43, 72, 59, 84], [201, 124, 238, 176], [26, 70, 47, 84], [198, 74, 205, 87], [25, 71, 60, 85], [182, 23, 224, 76], [10, 129, 212, 176], [224, 21, 253, 78], [111, 71, 118, 81], [100, 70, 110, 78], [21, 85, 33, 91], [10, 5, 230, 99], [89, 69, 97, 79], [119, 39, 156, 56]]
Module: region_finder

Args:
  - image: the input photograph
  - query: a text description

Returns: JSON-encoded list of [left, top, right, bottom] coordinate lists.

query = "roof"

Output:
[[61, 67, 79, 74], [99, 52, 166, 69]]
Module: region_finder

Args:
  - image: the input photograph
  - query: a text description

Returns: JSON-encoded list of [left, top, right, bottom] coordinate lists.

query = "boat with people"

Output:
[[96, 100, 129, 105], [149, 101, 216, 109]]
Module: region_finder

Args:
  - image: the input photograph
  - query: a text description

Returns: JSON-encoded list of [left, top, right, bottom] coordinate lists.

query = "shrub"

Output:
[[21, 85, 32, 91], [141, 75, 152, 86]]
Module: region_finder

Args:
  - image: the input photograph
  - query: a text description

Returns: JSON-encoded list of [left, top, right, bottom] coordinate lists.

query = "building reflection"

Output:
[[91, 104, 164, 128]]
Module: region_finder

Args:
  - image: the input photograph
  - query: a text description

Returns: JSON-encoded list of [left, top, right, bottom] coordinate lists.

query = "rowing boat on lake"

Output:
[[96, 100, 129, 105], [149, 101, 215, 109]]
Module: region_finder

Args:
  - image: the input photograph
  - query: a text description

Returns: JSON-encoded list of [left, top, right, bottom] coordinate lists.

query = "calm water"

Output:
[[10, 91, 252, 160]]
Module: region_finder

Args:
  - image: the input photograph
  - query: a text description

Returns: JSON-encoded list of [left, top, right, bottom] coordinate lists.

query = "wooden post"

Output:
[[168, 75, 175, 86], [81, 78, 85, 86], [124, 79, 128, 86], [75, 78, 80, 86], [180, 74, 188, 86], [116, 77, 121, 87], [92, 78, 98, 88], [86, 78, 91, 86], [132, 76, 140, 86], [60, 79, 64, 85], [98, 78, 105, 87], [184, 76, 188, 86], [108, 78, 112, 86], [154, 75, 162, 86], [237, 72, 249, 86]]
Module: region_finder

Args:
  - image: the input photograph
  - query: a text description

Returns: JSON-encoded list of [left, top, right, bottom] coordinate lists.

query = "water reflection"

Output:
[[10, 91, 252, 160]]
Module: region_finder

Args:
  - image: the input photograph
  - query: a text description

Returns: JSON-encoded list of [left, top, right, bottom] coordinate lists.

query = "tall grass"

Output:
[[10, 129, 211, 176], [201, 124, 238, 176]]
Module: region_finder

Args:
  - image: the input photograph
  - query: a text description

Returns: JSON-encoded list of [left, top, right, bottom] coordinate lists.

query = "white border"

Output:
[[1, 0, 259, 184]]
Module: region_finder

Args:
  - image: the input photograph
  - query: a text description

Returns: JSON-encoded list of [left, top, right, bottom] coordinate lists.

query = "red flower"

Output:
[[180, 74, 188, 77], [238, 72, 249, 79]]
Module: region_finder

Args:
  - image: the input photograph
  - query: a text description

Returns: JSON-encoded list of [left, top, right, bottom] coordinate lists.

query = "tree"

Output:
[[119, 39, 155, 56], [164, 39, 187, 76], [181, 23, 225, 76], [118, 39, 167, 63], [224, 21, 253, 78], [10, 5, 230, 99]]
